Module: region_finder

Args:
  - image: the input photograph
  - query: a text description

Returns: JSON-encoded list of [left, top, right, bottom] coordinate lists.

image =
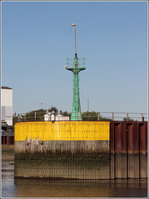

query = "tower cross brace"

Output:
[[65, 53, 85, 120]]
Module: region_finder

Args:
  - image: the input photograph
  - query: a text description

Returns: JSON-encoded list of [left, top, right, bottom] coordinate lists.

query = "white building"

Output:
[[44, 112, 69, 121], [56, 115, 69, 121], [1, 86, 13, 126]]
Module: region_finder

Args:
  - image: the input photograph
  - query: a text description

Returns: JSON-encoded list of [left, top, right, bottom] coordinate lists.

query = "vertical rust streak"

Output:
[[110, 122, 114, 153], [126, 123, 128, 179], [134, 123, 139, 154], [110, 122, 115, 179], [121, 123, 127, 178], [114, 123, 116, 179], [128, 123, 133, 154], [122, 123, 127, 153], [140, 123, 147, 154], [115, 123, 122, 153], [138, 123, 140, 179]]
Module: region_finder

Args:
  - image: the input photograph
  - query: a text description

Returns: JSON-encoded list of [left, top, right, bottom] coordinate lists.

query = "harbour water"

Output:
[[2, 160, 147, 197]]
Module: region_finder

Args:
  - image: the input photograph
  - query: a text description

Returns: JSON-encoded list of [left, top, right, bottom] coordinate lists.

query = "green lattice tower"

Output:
[[65, 53, 85, 120]]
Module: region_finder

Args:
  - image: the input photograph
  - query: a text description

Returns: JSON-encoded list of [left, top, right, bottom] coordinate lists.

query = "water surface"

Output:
[[2, 161, 147, 197]]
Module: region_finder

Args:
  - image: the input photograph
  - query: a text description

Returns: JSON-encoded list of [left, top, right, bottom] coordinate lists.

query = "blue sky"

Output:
[[2, 2, 147, 114]]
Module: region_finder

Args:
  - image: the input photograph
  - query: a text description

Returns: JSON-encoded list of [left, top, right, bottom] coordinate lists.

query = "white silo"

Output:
[[1, 86, 13, 126]]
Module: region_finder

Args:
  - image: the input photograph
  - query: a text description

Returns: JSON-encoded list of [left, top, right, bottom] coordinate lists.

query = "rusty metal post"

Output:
[[7, 136, 9, 145], [127, 123, 139, 178]]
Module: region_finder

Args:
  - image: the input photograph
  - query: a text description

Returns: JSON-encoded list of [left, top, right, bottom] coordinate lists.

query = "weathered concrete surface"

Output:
[[15, 139, 110, 179], [15, 140, 109, 160], [15, 156, 110, 179]]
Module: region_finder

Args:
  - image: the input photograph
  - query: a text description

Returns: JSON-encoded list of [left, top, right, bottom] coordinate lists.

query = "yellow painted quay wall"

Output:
[[15, 121, 110, 141]]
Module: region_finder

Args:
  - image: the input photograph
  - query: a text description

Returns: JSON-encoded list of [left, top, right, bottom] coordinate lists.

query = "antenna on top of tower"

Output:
[[70, 23, 77, 55]]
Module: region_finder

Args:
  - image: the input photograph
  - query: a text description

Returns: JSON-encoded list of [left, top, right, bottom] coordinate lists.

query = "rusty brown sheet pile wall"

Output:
[[2, 136, 14, 145], [110, 122, 147, 154], [110, 122, 147, 179]]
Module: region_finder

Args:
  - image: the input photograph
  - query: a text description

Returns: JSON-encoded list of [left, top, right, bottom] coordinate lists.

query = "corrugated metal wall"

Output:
[[1, 128, 14, 145], [15, 121, 110, 141], [1, 136, 14, 145], [110, 122, 147, 179]]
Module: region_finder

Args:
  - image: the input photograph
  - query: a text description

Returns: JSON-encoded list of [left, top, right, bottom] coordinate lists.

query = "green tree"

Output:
[[13, 113, 18, 124], [59, 110, 70, 117], [48, 106, 58, 115], [98, 117, 112, 121], [82, 112, 112, 121], [24, 109, 47, 121], [123, 117, 134, 121], [63, 111, 70, 116], [82, 111, 98, 121]]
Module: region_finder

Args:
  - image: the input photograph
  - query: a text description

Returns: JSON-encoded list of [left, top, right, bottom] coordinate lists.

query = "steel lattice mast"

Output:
[[65, 24, 86, 120]]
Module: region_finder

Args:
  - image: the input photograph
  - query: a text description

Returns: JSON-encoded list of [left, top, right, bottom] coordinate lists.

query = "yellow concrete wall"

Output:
[[15, 121, 110, 141]]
